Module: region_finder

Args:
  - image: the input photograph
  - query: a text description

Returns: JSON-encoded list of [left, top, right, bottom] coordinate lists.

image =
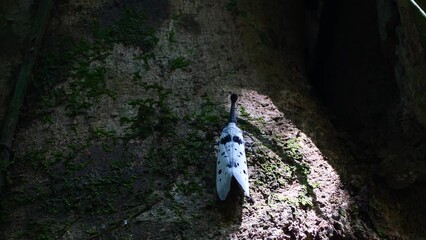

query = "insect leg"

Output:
[[245, 141, 256, 156], [203, 141, 219, 161], [243, 131, 257, 155]]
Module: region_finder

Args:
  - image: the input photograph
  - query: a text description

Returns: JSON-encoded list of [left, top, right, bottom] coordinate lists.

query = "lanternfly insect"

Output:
[[216, 93, 249, 200]]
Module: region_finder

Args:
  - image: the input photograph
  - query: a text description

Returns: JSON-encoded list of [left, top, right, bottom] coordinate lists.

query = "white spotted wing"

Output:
[[216, 123, 249, 200]]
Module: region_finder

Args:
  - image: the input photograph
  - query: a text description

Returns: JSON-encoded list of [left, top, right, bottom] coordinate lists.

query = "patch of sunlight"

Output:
[[226, 89, 353, 239]]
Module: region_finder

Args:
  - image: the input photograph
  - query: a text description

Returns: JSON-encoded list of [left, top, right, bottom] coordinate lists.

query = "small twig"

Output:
[[56, 217, 81, 240], [88, 201, 159, 239], [410, 0, 426, 18]]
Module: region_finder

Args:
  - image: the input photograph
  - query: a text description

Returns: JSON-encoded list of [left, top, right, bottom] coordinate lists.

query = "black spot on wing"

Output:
[[239, 152, 243, 155], [218, 169, 222, 174], [217, 160, 220, 165], [233, 136, 243, 145], [243, 170, 247, 174], [227, 163, 231, 168], [220, 134, 232, 145], [221, 152, 225, 156]]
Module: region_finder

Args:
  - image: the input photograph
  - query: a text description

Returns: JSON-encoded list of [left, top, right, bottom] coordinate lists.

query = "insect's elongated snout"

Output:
[[229, 93, 238, 124], [230, 93, 238, 104]]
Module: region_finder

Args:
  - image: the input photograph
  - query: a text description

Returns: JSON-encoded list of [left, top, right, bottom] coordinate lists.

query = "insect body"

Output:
[[216, 94, 249, 200]]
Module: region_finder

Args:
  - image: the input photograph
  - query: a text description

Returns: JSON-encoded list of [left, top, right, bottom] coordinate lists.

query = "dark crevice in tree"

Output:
[[308, 0, 400, 162], [305, 0, 426, 237]]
